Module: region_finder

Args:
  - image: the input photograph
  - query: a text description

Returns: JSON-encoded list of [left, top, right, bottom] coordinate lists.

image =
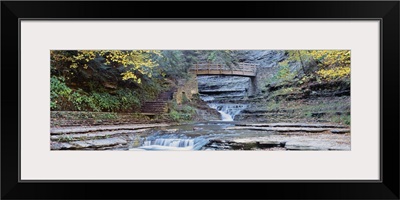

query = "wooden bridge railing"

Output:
[[189, 62, 258, 76]]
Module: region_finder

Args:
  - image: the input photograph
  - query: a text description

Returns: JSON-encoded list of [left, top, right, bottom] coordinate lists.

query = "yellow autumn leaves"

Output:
[[285, 50, 351, 81], [312, 50, 350, 81], [51, 50, 161, 84], [317, 67, 351, 80]]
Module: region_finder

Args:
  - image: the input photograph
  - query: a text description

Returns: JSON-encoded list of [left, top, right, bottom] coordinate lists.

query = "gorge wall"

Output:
[[195, 50, 350, 124]]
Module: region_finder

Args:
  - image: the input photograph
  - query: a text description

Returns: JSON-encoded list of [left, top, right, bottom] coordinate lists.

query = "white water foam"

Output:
[[135, 138, 208, 151], [208, 103, 248, 121]]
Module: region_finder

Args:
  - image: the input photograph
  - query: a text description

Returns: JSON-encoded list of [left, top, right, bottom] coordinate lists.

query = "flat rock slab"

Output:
[[51, 138, 128, 150], [70, 141, 93, 148], [330, 129, 351, 134], [256, 141, 286, 148], [226, 126, 330, 132], [235, 123, 348, 129], [51, 124, 169, 135], [285, 145, 330, 151], [50, 129, 149, 141], [70, 138, 128, 149], [50, 142, 73, 150]]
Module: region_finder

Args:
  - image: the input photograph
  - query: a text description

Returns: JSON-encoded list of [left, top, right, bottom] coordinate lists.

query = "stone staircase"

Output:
[[141, 101, 168, 114], [140, 88, 177, 114]]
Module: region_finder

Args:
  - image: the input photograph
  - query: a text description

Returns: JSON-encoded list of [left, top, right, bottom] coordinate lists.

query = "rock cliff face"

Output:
[[196, 50, 288, 102], [197, 75, 251, 102], [195, 50, 350, 124], [236, 50, 290, 94], [196, 50, 288, 121], [196, 75, 251, 121], [236, 50, 287, 68]]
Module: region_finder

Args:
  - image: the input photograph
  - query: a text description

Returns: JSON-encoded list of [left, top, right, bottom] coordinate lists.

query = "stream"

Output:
[[126, 75, 350, 151], [128, 120, 350, 151], [131, 75, 256, 150], [198, 75, 251, 121], [130, 122, 276, 151]]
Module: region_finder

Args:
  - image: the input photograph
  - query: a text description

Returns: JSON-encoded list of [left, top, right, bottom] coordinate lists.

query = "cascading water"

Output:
[[143, 138, 195, 148], [197, 75, 251, 121], [208, 103, 248, 121], [137, 134, 209, 150]]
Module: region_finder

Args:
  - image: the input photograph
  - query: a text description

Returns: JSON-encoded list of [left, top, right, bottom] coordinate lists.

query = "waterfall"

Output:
[[208, 103, 248, 121], [196, 75, 251, 121], [138, 136, 209, 150], [143, 138, 195, 147]]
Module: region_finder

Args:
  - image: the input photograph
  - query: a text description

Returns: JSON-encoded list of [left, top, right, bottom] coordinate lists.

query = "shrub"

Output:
[[169, 109, 181, 122], [91, 92, 120, 112], [69, 90, 86, 111], [117, 89, 141, 111], [51, 76, 143, 112], [270, 60, 295, 84], [98, 113, 118, 119], [168, 103, 196, 122], [317, 67, 350, 81], [332, 114, 351, 125], [51, 76, 72, 110]]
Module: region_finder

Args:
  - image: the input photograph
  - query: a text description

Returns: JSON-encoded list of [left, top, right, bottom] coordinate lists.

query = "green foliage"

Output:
[[51, 50, 243, 113], [51, 111, 122, 121], [167, 102, 196, 122], [271, 60, 295, 83], [131, 113, 150, 120], [343, 115, 351, 125], [278, 50, 351, 83], [265, 100, 281, 111], [151, 50, 237, 81], [168, 110, 181, 122], [136, 80, 162, 101], [304, 111, 313, 118], [51, 50, 161, 83], [57, 134, 74, 143], [72, 90, 141, 112], [51, 76, 72, 109], [154, 50, 190, 79], [117, 89, 141, 111], [99, 113, 118, 119], [51, 77, 142, 112], [203, 50, 238, 66], [332, 114, 351, 125], [69, 90, 87, 111], [271, 87, 297, 98], [182, 105, 196, 114], [91, 92, 120, 112]]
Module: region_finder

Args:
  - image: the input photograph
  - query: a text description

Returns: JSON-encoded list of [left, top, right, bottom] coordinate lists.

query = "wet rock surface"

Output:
[[51, 122, 350, 151], [230, 132, 350, 151], [50, 124, 170, 150], [197, 75, 252, 102], [50, 124, 169, 135], [222, 123, 351, 151]]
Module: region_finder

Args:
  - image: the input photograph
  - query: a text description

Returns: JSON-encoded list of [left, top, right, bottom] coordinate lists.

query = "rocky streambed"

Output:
[[50, 122, 350, 151]]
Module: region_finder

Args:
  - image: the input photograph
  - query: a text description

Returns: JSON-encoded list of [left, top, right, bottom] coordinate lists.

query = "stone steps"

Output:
[[140, 89, 176, 114], [140, 103, 168, 113]]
